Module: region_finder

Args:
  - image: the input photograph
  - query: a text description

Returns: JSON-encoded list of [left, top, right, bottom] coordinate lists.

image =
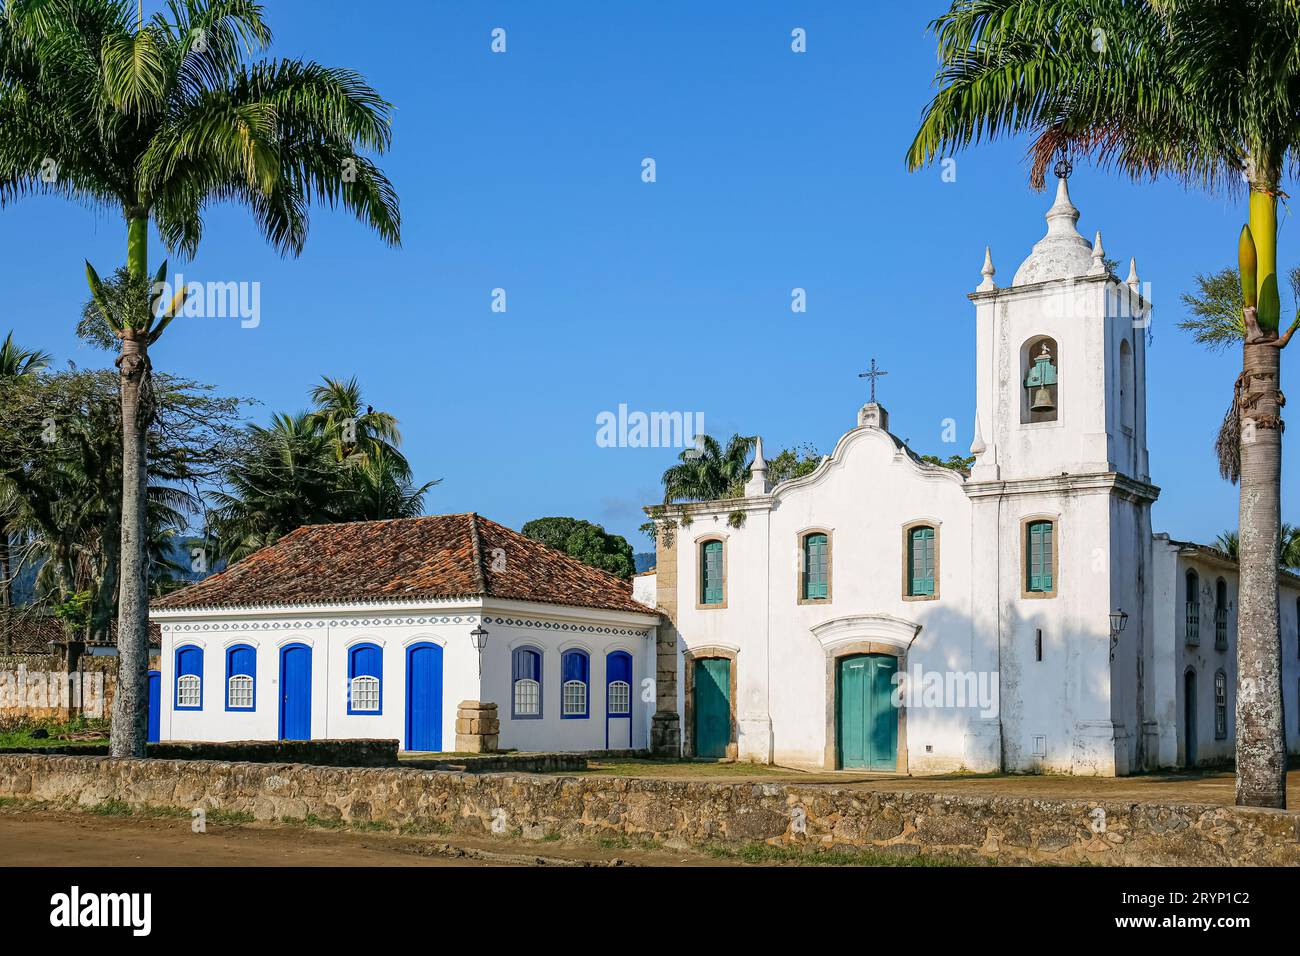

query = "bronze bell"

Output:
[[1031, 386, 1055, 413]]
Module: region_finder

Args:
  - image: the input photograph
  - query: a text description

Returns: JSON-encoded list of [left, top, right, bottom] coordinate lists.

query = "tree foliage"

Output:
[[521, 517, 636, 580]]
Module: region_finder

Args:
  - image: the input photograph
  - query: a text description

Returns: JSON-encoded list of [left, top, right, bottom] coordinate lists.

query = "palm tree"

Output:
[[307, 375, 407, 472], [0, 1, 400, 756], [343, 445, 438, 521], [207, 412, 343, 563], [1218, 524, 1300, 570], [660, 434, 756, 503], [0, 332, 49, 615], [906, 0, 1297, 808]]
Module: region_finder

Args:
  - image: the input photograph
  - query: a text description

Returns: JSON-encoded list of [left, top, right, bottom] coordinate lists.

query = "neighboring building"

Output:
[[643, 176, 1300, 775], [150, 514, 659, 751]]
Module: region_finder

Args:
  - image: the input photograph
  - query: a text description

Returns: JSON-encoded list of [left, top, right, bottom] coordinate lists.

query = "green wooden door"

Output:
[[693, 658, 731, 758], [837, 654, 898, 770]]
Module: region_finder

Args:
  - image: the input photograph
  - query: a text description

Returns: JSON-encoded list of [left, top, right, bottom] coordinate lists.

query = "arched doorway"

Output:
[[836, 653, 898, 770]]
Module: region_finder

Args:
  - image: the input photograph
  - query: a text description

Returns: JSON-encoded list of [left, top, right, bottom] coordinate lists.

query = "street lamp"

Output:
[[469, 625, 489, 677], [1108, 608, 1129, 662]]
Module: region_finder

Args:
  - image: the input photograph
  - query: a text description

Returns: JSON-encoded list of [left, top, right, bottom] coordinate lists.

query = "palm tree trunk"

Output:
[[1235, 188, 1287, 808], [109, 214, 152, 758]]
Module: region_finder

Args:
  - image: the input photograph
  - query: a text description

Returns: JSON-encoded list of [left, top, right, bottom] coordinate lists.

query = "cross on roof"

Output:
[[858, 358, 888, 404]]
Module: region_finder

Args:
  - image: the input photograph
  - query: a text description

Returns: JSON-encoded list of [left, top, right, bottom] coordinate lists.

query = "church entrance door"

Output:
[[693, 658, 731, 758], [837, 653, 898, 770]]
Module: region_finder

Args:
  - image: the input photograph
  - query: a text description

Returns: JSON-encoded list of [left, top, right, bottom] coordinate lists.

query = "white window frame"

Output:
[[607, 680, 631, 716], [562, 679, 587, 716], [227, 674, 254, 709], [514, 678, 540, 716], [177, 674, 201, 708], [350, 674, 380, 713]]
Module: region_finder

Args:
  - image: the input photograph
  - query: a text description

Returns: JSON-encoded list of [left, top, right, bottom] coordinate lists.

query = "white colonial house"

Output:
[[150, 514, 660, 752], [640, 175, 1300, 775]]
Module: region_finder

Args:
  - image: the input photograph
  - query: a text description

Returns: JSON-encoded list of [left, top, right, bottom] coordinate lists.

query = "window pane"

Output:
[[514, 678, 540, 716], [608, 680, 631, 715], [562, 680, 587, 716], [350, 675, 380, 712]]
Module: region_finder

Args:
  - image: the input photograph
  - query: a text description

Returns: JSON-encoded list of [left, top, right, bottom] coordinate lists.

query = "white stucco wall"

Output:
[[153, 598, 658, 753]]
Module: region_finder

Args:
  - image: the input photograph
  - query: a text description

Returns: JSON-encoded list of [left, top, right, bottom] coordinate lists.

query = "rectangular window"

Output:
[[803, 533, 829, 600], [908, 526, 935, 596], [1026, 521, 1054, 593], [700, 540, 724, 605]]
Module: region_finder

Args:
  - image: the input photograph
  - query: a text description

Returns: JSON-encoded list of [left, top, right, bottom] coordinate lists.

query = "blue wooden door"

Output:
[[405, 642, 443, 752], [146, 670, 161, 743], [279, 644, 312, 740], [837, 654, 898, 770]]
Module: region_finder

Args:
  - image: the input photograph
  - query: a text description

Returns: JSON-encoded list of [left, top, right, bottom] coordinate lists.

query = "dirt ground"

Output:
[[571, 760, 1300, 808], [0, 810, 725, 868]]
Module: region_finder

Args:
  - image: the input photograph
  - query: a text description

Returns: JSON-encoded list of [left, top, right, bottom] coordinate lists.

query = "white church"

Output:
[[149, 177, 1300, 776], [639, 175, 1300, 776]]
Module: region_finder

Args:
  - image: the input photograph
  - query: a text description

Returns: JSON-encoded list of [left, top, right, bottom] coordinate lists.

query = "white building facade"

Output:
[[151, 515, 660, 753], [645, 178, 1300, 775]]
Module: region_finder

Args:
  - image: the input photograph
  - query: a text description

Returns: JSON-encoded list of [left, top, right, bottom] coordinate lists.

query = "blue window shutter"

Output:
[[562, 650, 589, 684], [226, 645, 256, 711], [513, 647, 541, 682], [607, 651, 632, 685], [175, 645, 203, 710], [701, 540, 723, 604], [347, 644, 383, 714]]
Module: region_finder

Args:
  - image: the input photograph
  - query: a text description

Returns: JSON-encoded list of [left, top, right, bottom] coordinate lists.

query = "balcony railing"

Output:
[[1185, 602, 1200, 645], [1215, 607, 1228, 650]]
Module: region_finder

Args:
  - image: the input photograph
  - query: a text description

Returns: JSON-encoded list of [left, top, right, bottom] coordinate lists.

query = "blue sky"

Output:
[[3, 1, 1294, 550]]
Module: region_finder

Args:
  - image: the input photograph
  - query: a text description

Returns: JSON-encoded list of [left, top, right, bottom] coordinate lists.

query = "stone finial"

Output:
[[745, 436, 770, 496], [1012, 176, 1094, 285], [1126, 256, 1140, 289], [858, 403, 889, 431], [969, 415, 987, 456], [1088, 231, 1107, 275], [977, 246, 996, 292]]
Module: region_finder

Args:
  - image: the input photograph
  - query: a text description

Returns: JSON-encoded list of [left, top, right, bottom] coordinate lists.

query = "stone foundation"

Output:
[[1, 754, 1296, 865]]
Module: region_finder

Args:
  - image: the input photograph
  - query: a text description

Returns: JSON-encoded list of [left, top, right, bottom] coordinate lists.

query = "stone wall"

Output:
[[0, 739, 399, 767], [1, 753, 1296, 865], [0, 655, 146, 721]]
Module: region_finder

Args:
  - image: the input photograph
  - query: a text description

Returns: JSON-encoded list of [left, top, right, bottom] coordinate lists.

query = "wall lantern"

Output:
[[469, 625, 489, 676], [1108, 608, 1129, 661]]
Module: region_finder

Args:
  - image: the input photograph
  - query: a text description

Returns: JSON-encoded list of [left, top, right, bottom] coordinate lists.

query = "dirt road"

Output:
[[0, 811, 721, 867]]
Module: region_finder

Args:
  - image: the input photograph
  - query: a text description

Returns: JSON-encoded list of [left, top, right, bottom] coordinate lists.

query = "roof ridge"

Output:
[[466, 512, 489, 595]]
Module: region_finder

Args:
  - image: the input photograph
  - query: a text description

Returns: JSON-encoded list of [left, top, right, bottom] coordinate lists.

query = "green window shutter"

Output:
[[701, 540, 724, 605], [1027, 521, 1053, 592], [909, 527, 935, 596], [803, 533, 828, 599]]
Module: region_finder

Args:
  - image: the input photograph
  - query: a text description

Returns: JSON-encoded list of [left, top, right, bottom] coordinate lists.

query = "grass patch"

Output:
[[397, 820, 451, 836], [700, 841, 985, 867], [592, 833, 664, 852], [0, 716, 109, 749]]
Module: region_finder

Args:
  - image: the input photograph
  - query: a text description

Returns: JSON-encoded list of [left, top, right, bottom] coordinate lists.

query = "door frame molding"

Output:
[[683, 646, 738, 760], [825, 642, 908, 773]]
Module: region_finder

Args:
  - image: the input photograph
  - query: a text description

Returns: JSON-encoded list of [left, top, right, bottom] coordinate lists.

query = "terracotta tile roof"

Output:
[[152, 514, 655, 615], [0, 612, 160, 654]]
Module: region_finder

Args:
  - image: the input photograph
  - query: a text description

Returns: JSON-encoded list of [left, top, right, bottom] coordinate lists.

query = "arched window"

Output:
[[906, 525, 936, 597], [225, 644, 256, 711], [1024, 519, 1055, 595], [800, 531, 831, 602], [1214, 670, 1228, 740], [699, 538, 725, 606], [561, 650, 589, 718], [512, 646, 542, 718], [606, 651, 632, 716], [347, 643, 382, 714], [1119, 339, 1136, 431], [175, 645, 203, 710], [1185, 570, 1200, 645], [1021, 336, 1059, 424], [1215, 578, 1229, 650]]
